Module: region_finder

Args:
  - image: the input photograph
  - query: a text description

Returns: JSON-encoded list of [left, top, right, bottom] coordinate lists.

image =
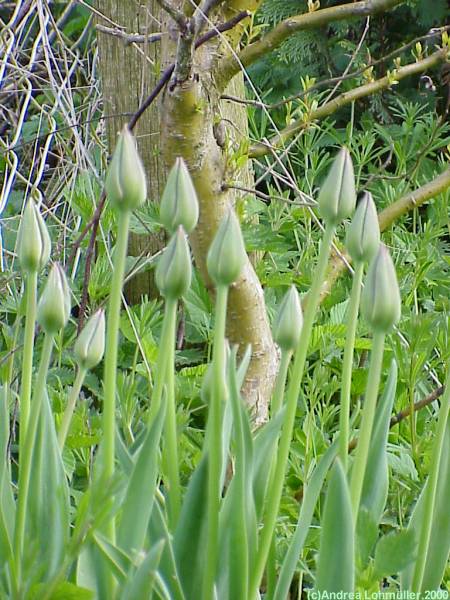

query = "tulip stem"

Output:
[[13, 332, 54, 586], [161, 297, 181, 528], [249, 224, 336, 599], [339, 261, 364, 471], [102, 208, 131, 540], [203, 284, 228, 600], [271, 348, 292, 415], [19, 270, 38, 452], [58, 366, 87, 450], [350, 330, 385, 517], [411, 363, 450, 592]]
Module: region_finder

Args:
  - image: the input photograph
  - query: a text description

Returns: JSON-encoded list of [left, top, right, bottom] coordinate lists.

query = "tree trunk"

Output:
[[95, 0, 165, 303], [95, 1, 277, 423]]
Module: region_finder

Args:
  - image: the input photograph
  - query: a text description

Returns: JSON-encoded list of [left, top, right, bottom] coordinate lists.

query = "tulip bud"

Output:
[[105, 126, 147, 211], [160, 157, 199, 234], [155, 226, 192, 300], [273, 286, 303, 352], [318, 147, 356, 226], [207, 210, 246, 287], [37, 263, 71, 334], [361, 244, 401, 333], [17, 199, 51, 273], [345, 192, 380, 264], [74, 309, 105, 370]]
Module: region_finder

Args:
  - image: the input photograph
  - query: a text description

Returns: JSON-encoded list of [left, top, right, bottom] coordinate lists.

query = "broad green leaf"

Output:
[[355, 508, 379, 570], [173, 456, 209, 600], [121, 540, 165, 600], [373, 530, 417, 579], [117, 401, 165, 555], [274, 441, 338, 600], [27, 390, 70, 581], [29, 581, 94, 600], [315, 459, 354, 593], [360, 360, 397, 525]]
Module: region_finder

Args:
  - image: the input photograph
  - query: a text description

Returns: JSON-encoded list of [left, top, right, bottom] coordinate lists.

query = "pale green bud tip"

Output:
[[17, 200, 51, 273], [160, 157, 199, 234], [207, 209, 246, 287], [74, 309, 105, 370], [37, 263, 71, 334], [318, 147, 356, 226], [105, 125, 147, 211], [345, 192, 380, 264], [361, 244, 401, 333], [273, 285, 303, 352], [155, 226, 192, 299]]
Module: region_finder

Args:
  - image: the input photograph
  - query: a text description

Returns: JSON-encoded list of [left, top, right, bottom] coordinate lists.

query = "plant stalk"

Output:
[[249, 224, 336, 598], [411, 365, 450, 592], [339, 261, 364, 470], [58, 366, 87, 450], [202, 284, 228, 600], [270, 348, 292, 415], [19, 270, 38, 451], [13, 332, 54, 586], [161, 298, 181, 527], [102, 208, 131, 540], [349, 330, 385, 516]]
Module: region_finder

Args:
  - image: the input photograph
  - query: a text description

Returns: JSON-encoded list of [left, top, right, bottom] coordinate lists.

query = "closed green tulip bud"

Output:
[[318, 147, 356, 226], [17, 199, 51, 273], [156, 226, 192, 299], [345, 192, 380, 264], [37, 263, 71, 334], [74, 309, 105, 370], [273, 286, 303, 352], [105, 126, 147, 211], [160, 157, 199, 234], [361, 244, 401, 333], [207, 210, 246, 287]]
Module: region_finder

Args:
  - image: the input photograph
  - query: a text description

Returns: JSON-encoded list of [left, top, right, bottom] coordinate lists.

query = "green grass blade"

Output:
[[274, 441, 338, 600], [315, 458, 354, 593], [92, 531, 133, 584], [117, 400, 166, 555]]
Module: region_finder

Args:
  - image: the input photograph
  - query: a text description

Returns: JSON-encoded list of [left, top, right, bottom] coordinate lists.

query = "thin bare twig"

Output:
[[95, 24, 162, 45]]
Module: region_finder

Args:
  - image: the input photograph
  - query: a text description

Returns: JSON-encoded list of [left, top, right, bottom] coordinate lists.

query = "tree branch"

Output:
[[218, 0, 405, 84], [95, 24, 163, 45], [319, 165, 450, 304], [155, 0, 188, 30], [249, 49, 448, 158]]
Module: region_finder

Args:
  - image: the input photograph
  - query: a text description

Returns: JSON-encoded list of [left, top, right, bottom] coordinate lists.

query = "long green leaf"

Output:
[[400, 418, 450, 590], [121, 540, 165, 600], [173, 456, 209, 600], [0, 386, 14, 570], [360, 360, 397, 524], [28, 390, 70, 581], [117, 400, 166, 555], [274, 441, 338, 600], [315, 458, 354, 593]]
